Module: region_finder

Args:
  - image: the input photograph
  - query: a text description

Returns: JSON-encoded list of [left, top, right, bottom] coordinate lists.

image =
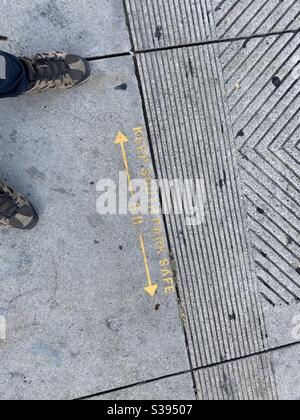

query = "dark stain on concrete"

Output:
[[219, 170, 227, 189], [26, 166, 46, 181], [155, 25, 163, 41], [37, 0, 67, 29], [229, 313, 237, 321], [272, 76, 282, 88], [115, 83, 128, 91], [236, 129, 245, 138], [188, 57, 194, 77], [257, 207, 265, 215], [260, 250, 268, 259], [106, 317, 123, 333], [9, 130, 18, 144], [51, 187, 74, 196]]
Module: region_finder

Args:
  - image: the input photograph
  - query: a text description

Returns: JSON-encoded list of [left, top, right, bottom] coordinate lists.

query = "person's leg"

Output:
[[0, 50, 30, 98], [0, 51, 38, 229], [0, 50, 91, 99], [0, 50, 91, 229]]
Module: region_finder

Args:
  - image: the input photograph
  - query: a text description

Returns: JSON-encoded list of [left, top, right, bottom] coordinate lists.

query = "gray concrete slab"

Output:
[[1, 0, 130, 57], [265, 303, 300, 348], [272, 344, 300, 400], [0, 57, 190, 400], [124, 0, 299, 50], [88, 374, 196, 400]]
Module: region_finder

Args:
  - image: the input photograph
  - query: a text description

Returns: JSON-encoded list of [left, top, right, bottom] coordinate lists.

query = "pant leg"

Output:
[[0, 50, 30, 98]]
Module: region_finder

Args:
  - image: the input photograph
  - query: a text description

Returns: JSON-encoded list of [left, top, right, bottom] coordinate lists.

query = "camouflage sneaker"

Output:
[[21, 51, 91, 93], [0, 181, 39, 230]]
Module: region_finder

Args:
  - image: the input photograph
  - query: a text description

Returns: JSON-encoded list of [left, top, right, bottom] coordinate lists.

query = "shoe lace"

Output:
[[33, 55, 70, 83], [0, 182, 25, 221]]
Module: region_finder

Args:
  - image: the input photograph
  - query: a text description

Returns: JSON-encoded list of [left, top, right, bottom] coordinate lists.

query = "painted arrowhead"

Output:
[[144, 284, 158, 297], [114, 132, 129, 145]]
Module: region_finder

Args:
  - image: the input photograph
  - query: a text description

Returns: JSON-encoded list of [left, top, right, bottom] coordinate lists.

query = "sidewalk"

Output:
[[0, 0, 299, 400]]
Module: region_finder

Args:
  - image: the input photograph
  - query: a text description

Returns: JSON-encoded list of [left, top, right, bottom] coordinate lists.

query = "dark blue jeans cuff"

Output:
[[0, 50, 30, 98]]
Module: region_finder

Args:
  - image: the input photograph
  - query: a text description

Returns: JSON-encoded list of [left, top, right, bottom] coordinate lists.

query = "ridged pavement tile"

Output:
[[220, 32, 300, 308], [195, 344, 300, 400], [124, 0, 299, 50], [195, 353, 278, 400], [133, 27, 300, 401], [137, 45, 267, 368]]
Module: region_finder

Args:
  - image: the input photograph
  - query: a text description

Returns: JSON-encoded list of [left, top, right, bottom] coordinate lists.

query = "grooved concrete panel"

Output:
[[195, 344, 300, 400], [124, 0, 300, 50], [0, 57, 190, 400], [89, 374, 196, 400], [125, 0, 217, 49], [1, 0, 130, 57], [130, 8, 300, 396], [137, 45, 268, 370], [195, 354, 278, 400], [219, 32, 300, 308], [214, 0, 300, 40]]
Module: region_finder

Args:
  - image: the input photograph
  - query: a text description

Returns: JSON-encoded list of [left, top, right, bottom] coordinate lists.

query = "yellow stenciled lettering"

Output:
[[153, 227, 163, 237], [132, 216, 144, 225], [161, 269, 173, 277], [133, 127, 144, 136], [141, 168, 152, 178], [160, 259, 170, 267], [164, 277, 176, 295]]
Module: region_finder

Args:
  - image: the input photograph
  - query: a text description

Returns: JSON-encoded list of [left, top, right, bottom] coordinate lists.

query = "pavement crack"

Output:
[[76, 339, 300, 400]]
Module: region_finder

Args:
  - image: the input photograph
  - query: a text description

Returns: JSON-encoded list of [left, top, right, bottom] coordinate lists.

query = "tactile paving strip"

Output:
[[214, 0, 300, 41], [219, 32, 300, 307], [195, 353, 278, 400], [124, 0, 300, 50], [136, 45, 268, 369]]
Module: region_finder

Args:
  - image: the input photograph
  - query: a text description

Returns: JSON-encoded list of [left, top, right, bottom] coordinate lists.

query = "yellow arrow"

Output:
[[139, 235, 158, 297], [114, 132, 135, 196]]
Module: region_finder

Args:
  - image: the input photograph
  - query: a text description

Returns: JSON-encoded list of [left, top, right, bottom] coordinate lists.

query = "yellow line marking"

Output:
[[114, 132, 135, 197], [139, 235, 158, 297], [121, 143, 135, 196], [115, 132, 157, 297]]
